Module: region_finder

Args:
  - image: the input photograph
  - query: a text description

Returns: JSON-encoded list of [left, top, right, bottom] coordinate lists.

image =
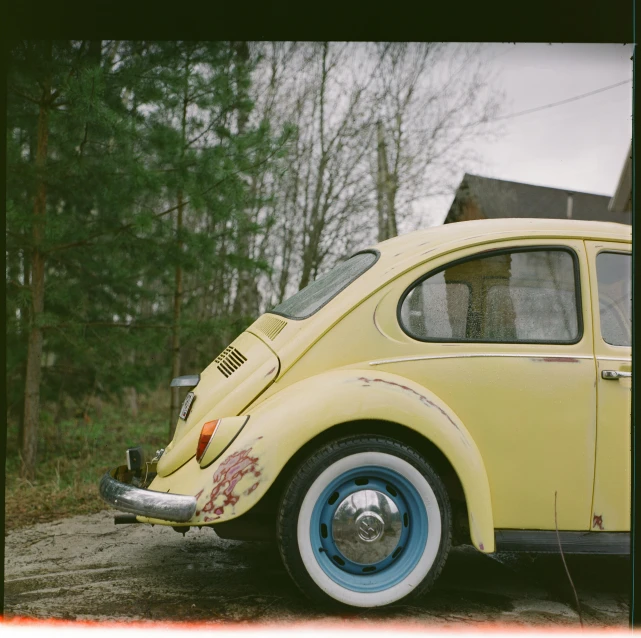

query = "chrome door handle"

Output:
[[602, 370, 632, 380]]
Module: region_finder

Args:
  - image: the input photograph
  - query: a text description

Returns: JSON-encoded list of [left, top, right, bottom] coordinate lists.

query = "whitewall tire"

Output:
[[276, 436, 451, 608]]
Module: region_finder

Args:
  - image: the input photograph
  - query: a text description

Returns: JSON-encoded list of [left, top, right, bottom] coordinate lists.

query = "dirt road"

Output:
[[4, 511, 629, 628]]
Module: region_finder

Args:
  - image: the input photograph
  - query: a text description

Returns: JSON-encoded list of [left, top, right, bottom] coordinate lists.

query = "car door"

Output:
[[586, 241, 632, 532], [375, 238, 597, 531]]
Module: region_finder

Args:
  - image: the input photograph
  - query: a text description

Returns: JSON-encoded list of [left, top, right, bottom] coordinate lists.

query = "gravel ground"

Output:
[[4, 510, 630, 628]]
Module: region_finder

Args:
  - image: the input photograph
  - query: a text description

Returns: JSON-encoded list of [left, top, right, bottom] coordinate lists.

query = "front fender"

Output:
[[143, 369, 495, 552]]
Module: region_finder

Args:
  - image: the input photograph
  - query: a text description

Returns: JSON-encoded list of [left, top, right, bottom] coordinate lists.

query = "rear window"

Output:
[[271, 252, 378, 319]]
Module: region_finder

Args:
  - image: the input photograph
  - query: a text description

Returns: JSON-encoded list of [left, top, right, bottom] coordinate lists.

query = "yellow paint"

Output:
[[145, 369, 495, 551], [585, 241, 631, 531], [141, 218, 631, 550], [157, 331, 278, 477]]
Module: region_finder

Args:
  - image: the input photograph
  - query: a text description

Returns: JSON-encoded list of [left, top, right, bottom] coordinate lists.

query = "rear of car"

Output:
[[100, 219, 631, 609]]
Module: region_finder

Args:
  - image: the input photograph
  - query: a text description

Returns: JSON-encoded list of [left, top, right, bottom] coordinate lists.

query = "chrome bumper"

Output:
[[99, 465, 197, 523]]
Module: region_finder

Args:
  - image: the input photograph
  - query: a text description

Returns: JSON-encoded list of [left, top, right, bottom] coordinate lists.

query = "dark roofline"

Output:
[[608, 143, 632, 212], [461, 173, 612, 199]]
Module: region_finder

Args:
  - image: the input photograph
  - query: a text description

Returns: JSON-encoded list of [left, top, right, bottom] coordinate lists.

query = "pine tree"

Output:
[[7, 40, 287, 475], [7, 41, 163, 477]]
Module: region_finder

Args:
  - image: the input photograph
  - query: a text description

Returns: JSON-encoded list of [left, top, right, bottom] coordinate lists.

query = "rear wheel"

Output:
[[277, 435, 451, 608]]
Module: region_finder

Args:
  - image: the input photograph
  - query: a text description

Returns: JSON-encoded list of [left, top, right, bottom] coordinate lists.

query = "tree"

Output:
[[112, 41, 284, 434], [371, 43, 501, 233], [7, 41, 132, 478], [6, 41, 501, 479], [7, 41, 177, 474], [247, 42, 501, 307]]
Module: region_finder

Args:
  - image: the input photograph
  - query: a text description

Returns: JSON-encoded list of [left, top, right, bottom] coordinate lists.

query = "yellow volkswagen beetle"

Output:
[[100, 217, 631, 608]]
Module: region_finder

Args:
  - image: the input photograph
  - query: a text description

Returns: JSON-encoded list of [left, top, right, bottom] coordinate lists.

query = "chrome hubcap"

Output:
[[332, 489, 402, 564]]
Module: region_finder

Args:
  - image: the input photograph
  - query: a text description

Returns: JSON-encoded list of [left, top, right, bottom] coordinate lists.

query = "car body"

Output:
[[101, 217, 632, 608]]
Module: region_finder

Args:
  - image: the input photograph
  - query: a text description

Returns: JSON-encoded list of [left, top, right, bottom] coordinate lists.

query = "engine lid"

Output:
[[157, 331, 279, 477]]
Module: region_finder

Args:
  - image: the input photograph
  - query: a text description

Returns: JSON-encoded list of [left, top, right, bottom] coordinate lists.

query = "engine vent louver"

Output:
[[214, 346, 248, 378], [254, 315, 287, 341]]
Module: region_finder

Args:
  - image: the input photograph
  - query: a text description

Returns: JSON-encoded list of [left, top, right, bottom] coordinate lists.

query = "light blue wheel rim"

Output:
[[310, 465, 429, 593]]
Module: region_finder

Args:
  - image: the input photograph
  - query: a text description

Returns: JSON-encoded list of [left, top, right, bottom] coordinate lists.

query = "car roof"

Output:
[[262, 218, 629, 367], [373, 218, 631, 265]]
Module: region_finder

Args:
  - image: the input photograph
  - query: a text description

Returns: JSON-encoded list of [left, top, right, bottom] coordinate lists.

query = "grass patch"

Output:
[[5, 392, 170, 532]]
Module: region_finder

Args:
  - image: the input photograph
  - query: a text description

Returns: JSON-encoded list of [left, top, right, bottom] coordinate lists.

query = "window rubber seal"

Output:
[[396, 244, 584, 346], [269, 249, 381, 321]]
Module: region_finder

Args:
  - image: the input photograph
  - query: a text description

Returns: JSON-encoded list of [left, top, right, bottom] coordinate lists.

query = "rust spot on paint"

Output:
[[356, 376, 464, 437], [246, 482, 260, 495], [194, 489, 203, 500], [479, 543, 484, 550], [593, 514, 604, 530], [201, 448, 262, 520], [531, 357, 579, 363]]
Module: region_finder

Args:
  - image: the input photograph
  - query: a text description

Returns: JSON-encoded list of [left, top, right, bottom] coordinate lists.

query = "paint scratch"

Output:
[[531, 357, 579, 363], [356, 376, 466, 441]]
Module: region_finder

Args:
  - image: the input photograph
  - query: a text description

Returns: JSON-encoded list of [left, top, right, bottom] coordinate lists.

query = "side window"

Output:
[[399, 248, 580, 343], [596, 252, 631, 347]]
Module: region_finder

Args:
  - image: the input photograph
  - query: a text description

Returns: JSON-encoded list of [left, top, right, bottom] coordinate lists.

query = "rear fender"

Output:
[[143, 369, 495, 552]]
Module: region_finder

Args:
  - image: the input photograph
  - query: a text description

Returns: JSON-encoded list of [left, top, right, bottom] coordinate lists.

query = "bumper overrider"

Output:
[[99, 465, 197, 523]]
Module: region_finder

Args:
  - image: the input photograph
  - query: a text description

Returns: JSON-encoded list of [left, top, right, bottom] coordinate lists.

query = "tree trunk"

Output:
[[125, 386, 138, 418], [18, 132, 36, 450], [169, 59, 190, 437], [376, 120, 398, 241], [169, 187, 185, 436], [231, 41, 259, 326], [386, 173, 398, 239], [21, 41, 52, 480], [298, 43, 329, 291], [376, 120, 388, 242], [18, 245, 32, 451]]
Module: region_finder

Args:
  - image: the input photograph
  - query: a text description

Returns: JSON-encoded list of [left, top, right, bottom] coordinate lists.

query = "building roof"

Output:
[[609, 144, 632, 213], [445, 173, 631, 225]]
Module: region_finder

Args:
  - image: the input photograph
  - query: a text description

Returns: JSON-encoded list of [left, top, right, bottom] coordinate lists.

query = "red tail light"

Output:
[[196, 419, 220, 462]]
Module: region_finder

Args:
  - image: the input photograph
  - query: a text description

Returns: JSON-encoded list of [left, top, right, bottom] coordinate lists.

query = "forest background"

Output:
[[5, 40, 500, 529]]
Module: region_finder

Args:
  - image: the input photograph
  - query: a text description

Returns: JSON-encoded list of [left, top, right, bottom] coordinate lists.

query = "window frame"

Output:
[[594, 249, 631, 349], [396, 245, 584, 345], [269, 249, 380, 321]]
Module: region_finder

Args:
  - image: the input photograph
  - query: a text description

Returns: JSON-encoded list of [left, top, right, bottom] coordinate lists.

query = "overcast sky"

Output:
[[426, 43, 633, 225]]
